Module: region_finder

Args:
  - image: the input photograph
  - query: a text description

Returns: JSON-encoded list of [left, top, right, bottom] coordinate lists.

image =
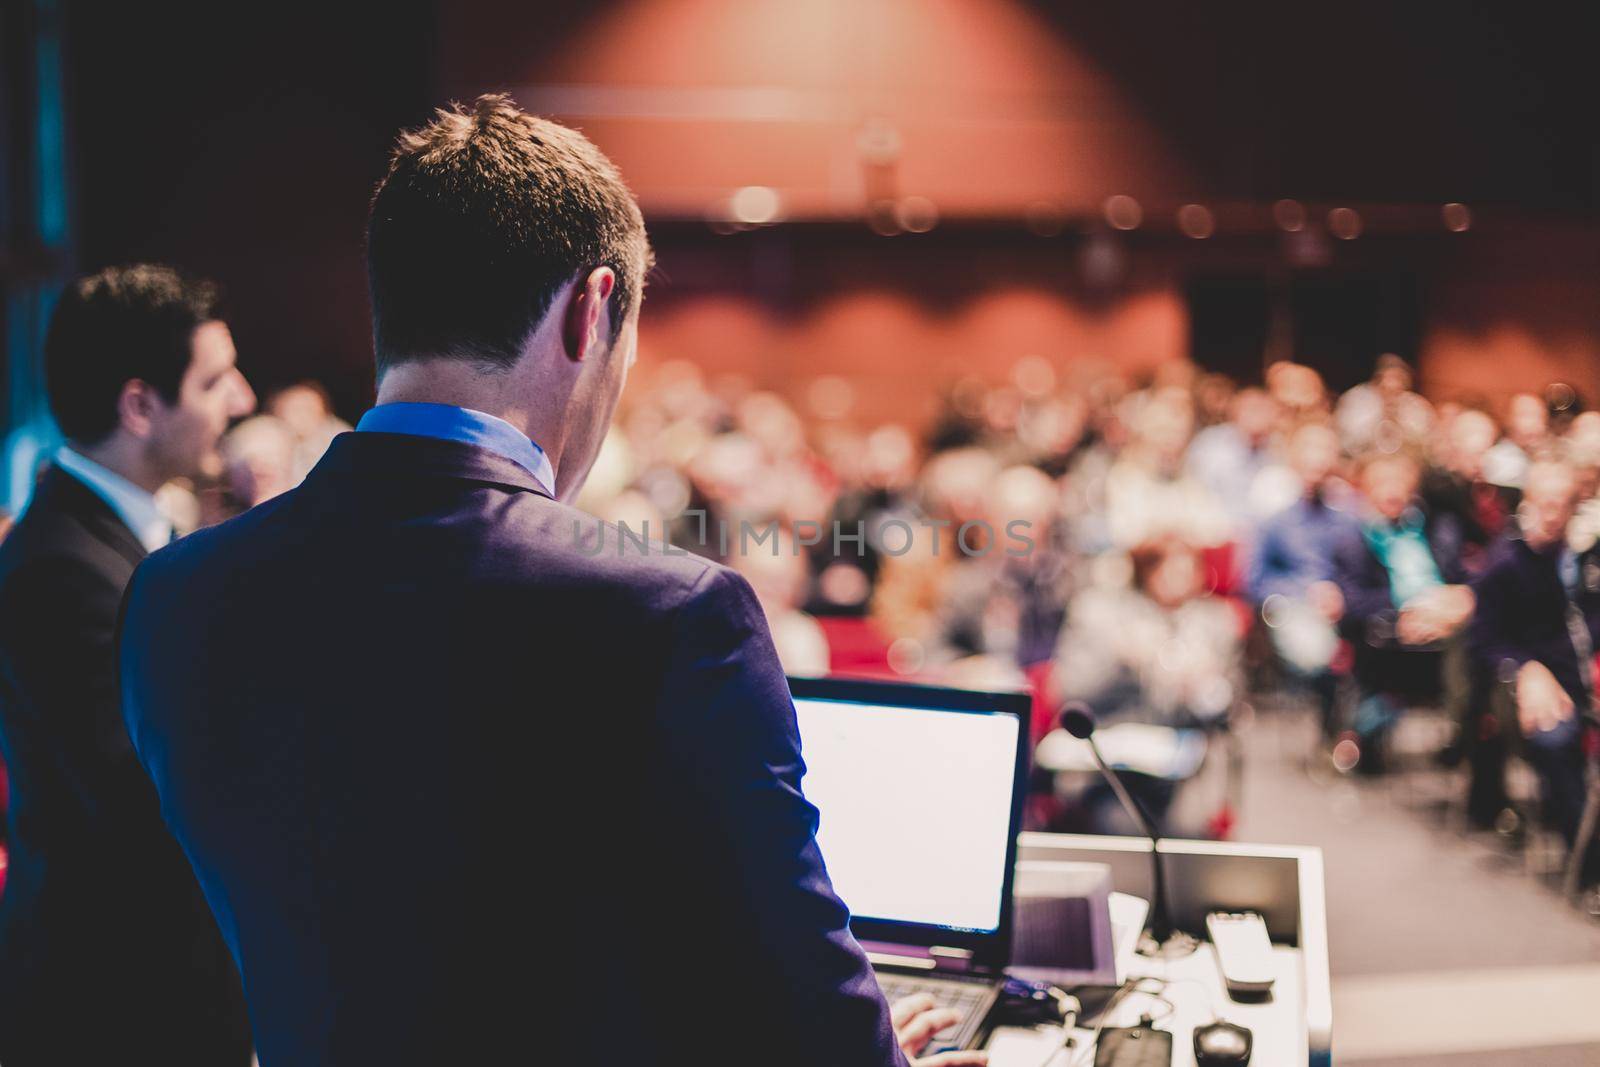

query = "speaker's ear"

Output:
[[562, 267, 617, 363], [117, 378, 162, 440]]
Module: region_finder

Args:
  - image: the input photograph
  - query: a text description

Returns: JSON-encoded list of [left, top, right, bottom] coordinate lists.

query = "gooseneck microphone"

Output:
[[1059, 701, 1192, 956]]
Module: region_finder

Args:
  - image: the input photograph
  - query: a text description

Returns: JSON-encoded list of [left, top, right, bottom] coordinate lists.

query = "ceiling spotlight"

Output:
[[1104, 195, 1142, 230], [1273, 199, 1306, 232], [729, 185, 782, 226], [1442, 202, 1472, 232], [1328, 207, 1362, 240], [1177, 204, 1215, 239]]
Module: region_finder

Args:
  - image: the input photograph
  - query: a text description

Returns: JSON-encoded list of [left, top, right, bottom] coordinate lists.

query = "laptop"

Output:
[[789, 676, 1029, 1056]]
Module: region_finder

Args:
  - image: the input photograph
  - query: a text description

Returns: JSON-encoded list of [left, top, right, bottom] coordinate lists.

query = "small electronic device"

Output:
[[1009, 860, 1147, 989], [1206, 911, 1275, 997], [1193, 1020, 1253, 1066], [1093, 1021, 1173, 1067]]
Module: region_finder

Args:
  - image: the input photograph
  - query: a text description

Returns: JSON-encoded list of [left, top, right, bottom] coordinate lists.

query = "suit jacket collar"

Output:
[[34, 466, 149, 568], [304, 431, 557, 501]]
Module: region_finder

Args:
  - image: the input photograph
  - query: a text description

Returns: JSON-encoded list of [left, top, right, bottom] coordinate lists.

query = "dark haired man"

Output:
[[120, 96, 979, 1066], [0, 264, 256, 1065]]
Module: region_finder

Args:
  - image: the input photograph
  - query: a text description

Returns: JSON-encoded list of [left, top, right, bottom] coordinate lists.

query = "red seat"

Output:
[[816, 615, 896, 679]]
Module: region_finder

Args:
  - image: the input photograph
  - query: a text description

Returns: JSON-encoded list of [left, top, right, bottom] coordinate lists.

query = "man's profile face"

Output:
[[147, 320, 257, 482]]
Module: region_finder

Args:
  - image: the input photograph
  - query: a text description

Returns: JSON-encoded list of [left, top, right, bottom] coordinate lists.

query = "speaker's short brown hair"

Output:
[[367, 94, 649, 373]]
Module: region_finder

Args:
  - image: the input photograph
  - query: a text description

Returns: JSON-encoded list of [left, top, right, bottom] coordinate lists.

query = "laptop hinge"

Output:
[[865, 944, 980, 974]]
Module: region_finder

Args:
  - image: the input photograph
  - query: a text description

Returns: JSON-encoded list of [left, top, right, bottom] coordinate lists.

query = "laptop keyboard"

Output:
[[875, 974, 994, 1054]]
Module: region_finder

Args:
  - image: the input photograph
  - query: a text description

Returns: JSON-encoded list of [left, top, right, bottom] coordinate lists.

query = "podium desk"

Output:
[[992, 833, 1332, 1066]]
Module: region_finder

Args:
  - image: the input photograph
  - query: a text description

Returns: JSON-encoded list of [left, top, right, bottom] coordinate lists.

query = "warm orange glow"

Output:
[[448, 0, 1191, 219]]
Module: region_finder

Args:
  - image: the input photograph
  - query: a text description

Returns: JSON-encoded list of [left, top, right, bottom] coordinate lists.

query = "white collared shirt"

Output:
[[54, 446, 174, 553]]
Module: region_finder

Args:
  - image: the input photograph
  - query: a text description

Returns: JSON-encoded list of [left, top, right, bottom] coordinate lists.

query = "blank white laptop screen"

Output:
[[792, 697, 1021, 934]]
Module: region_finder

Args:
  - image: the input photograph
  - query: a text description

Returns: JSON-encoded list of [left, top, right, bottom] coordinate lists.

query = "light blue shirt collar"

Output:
[[54, 446, 173, 553], [355, 403, 555, 496]]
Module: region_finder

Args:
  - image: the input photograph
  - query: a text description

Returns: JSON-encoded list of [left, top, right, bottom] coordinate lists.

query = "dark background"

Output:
[[6, 1, 1597, 419]]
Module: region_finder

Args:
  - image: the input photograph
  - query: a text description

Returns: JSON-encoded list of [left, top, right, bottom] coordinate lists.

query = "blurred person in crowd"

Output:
[[932, 464, 1069, 671], [1058, 375, 1131, 555], [1186, 386, 1297, 528], [119, 98, 968, 1067], [1016, 391, 1088, 477], [1562, 412, 1600, 551], [871, 446, 1003, 654], [1420, 407, 1510, 578], [1470, 460, 1600, 854], [1193, 371, 1235, 429], [220, 414, 298, 516], [1104, 385, 1230, 549], [1561, 412, 1600, 505], [927, 377, 989, 453], [732, 530, 831, 677], [1484, 391, 1551, 490], [808, 423, 919, 616], [1050, 534, 1242, 832], [0, 265, 255, 1066], [0, 506, 11, 542], [1333, 451, 1474, 771], [1335, 353, 1435, 455], [1247, 423, 1361, 738], [680, 430, 768, 557], [155, 476, 204, 536], [1266, 360, 1330, 422], [268, 380, 352, 482]]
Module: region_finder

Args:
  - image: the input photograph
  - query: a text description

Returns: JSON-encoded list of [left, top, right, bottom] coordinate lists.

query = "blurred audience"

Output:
[[114, 342, 1598, 867]]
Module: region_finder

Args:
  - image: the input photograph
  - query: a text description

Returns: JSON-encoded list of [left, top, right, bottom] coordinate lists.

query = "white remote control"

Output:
[[1207, 910, 1276, 997]]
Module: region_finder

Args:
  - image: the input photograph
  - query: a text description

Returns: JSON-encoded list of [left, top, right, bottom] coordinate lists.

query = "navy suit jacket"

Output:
[[118, 431, 905, 1067], [0, 468, 250, 1066]]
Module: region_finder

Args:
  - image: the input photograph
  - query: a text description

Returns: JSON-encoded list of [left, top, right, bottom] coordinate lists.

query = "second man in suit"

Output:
[[0, 264, 257, 1065]]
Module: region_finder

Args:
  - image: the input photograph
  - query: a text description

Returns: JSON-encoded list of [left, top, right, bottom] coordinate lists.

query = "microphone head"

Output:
[[1059, 702, 1096, 740]]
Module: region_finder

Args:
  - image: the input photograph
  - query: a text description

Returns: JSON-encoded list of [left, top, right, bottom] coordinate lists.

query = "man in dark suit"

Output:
[[1470, 459, 1598, 848], [119, 96, 981, 1066], [1333, 450, 1475, 772], [0, 265, 257, 1064]]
